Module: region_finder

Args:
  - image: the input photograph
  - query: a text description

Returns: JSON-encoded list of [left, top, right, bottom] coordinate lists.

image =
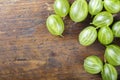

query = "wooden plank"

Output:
[[0, 0, 120, 80]]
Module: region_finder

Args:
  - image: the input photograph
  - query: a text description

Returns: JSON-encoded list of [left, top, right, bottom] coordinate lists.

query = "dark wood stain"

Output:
[[0, 0, 120, 80]]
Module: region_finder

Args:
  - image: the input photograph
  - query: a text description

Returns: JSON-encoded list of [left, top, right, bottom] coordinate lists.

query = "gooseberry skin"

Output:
[[69, 0, 88, 22], [104, 0, 120, 14], [46, 14, 64, 36], [84, 56, 103, 74], [92, 11, 113, 28], [54, 0, 70, 17], [98, 26, 113, 45], [101, 63, 117, 80], [79, 26, 97, 46], [105, 44, 120, 66], [112, 21, 120, 37], [89, 0, 103, 16]]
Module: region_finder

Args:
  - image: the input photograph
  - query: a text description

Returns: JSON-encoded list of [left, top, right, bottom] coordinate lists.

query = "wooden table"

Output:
[[0, 0, 120, 80]]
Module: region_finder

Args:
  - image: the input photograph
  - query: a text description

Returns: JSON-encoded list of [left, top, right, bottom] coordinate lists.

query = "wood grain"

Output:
[[0, 0, 120, 80]]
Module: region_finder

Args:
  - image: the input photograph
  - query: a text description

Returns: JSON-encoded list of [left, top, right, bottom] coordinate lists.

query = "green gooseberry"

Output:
[[91, 11, 113, 28], [69, 0, 88, 22], [79, 26, 97, 46], [84, 55, 103, 74], [46, 14, 64, 36], [54, 0, 70, 17], [98, 26, 113, 45], [105, 44, 120, 66], [101, 63, 117, 80], [89, 0, 103, 16], [104, 0, 120, 14], [112, 21, 120, 37]]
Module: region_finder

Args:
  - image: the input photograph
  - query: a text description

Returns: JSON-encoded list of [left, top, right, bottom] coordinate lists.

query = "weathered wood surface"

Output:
[[0, 0, 120, 80]]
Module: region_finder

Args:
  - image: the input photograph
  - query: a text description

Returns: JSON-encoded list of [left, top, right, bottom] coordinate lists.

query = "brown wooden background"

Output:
[[0, 0, 120, 80]]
